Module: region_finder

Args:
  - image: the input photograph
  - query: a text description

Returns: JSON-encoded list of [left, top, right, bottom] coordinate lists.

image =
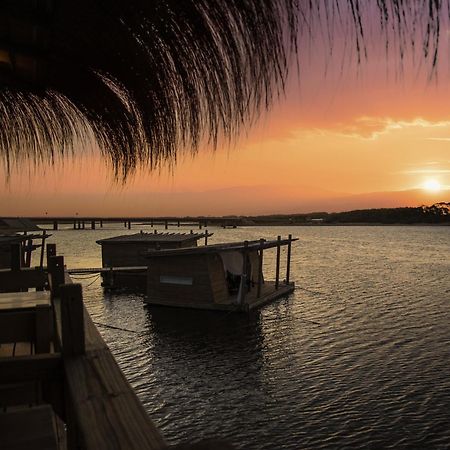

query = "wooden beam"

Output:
[[60, 284, 85, 357], [0, 267, 47, 291], [0, 353, 62, 384]]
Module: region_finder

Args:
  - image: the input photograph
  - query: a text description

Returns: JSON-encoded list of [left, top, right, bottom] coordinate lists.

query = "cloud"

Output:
[[298, 117, 450, 140]]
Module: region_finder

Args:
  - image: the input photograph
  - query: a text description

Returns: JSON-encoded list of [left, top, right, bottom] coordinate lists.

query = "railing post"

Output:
[[10, 242, 21, 271], [238, 241, 249, 305], [60, 284, 85, 356], [257, 239, 264, 298], [48, 255, 65, 299], [286, 234, 292, 284], [39, 230, 47, 268], [275, 235, 281, 290], [46, 243, 56, 267]]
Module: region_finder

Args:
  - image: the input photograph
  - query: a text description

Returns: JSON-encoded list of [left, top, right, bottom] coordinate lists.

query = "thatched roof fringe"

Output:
[[0, 1, 448, 178]]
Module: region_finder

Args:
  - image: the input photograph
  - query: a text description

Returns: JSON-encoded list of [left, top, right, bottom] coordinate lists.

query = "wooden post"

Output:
[[198, 221, 202, 229], [177, 220, 180, 227], [39, 230, 47, 268], [165, 220, 168, 230], [150, 218, 153, 227], [128, 220, 131, 230], [48, 255, 65, 299], [10, 243, 21, 271], [73, 221, 76, 230], [25, 238, 33, 267], [60, 284, 85, 356], [53, 220, 58, 231], [35, 304, 51, 354], [239, 241, 249, 305], [204, 230, 208, 246], [100, 219, 103, 228], [286, 234, 292, 284], [82, 221, 85, 230], [275, 235, 281, 290], [257, 239, 264, 298], [91, 220, 96, 230], [46, 243, 56, 267]]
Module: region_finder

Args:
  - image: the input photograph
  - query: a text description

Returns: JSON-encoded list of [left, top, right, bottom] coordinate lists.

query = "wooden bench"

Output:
[[0, 404, 60, 450]]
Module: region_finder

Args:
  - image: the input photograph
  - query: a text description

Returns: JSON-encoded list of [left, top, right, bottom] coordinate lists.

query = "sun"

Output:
[[422, 179, 442, 192]]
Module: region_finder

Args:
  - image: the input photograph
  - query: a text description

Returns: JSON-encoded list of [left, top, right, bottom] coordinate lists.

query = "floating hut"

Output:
[[96, 231, 213, 290], [145, 236, 297, 312], [0, 218, 49, 272]]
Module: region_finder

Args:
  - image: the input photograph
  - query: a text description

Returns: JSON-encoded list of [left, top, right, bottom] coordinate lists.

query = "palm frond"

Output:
[[0, 1, 447, 178]]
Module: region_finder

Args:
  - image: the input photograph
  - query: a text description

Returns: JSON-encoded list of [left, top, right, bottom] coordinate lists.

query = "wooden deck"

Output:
[[145, 281, 295, 312]]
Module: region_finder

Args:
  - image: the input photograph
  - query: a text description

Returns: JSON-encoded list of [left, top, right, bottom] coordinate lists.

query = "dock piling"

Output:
[[257, 239, 264, 298], [275, 235, 281, 289], [48, 255, 65, 299], [60, 284, 85, 356], [286, 234, 292, 284]]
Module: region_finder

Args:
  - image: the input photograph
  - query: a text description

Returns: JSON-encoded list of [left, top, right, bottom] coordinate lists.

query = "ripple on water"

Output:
[[45, 225, 450, 449]]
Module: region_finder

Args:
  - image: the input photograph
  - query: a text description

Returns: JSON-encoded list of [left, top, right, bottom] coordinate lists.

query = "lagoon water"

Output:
[[44, 225, 450, 449]]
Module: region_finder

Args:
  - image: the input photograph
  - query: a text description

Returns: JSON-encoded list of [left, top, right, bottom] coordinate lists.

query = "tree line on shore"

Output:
[[234, 203, 450, 225]]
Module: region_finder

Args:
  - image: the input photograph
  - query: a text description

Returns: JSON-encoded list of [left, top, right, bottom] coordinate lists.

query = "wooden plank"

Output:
[[0, 267, 48, 292], [57, 307, 166, 449], [0, 353, 62, 384], [0, 290, 51, 311], [0, 404, 59, 450]]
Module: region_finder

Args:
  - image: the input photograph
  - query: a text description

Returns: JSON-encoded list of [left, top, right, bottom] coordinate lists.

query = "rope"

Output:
[[93, 321, 140, 334]]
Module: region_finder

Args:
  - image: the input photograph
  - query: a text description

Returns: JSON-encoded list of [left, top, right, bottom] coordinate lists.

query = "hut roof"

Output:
[[0, 233, 49, 245], [145, 238, 297, 257], [0, 218, 41, 233], [96, 231, 212, 245]]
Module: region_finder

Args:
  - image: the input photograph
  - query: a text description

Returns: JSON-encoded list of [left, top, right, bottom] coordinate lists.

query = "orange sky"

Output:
[[1, 15, 450, 216]]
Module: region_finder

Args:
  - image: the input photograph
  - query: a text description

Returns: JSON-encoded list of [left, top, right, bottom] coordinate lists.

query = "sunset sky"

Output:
[[2, 11, 450, 216]]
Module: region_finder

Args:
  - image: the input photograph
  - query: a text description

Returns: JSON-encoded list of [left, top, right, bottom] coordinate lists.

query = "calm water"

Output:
[[43, 225, 450, 449]]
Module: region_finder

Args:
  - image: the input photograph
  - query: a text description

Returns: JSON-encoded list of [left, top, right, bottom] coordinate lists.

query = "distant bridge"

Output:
[[23, 216, 243, 230]]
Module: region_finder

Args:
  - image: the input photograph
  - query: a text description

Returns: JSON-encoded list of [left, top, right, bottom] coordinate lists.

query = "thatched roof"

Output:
[[0, 218, 41, 233], [0, 1, 446, 178]]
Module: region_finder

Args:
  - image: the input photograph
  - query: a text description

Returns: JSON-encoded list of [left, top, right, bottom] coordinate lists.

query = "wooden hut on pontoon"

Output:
[[0, 219, 50, 271], [145, 235, 297, 312], [96, 231, 213, 290]]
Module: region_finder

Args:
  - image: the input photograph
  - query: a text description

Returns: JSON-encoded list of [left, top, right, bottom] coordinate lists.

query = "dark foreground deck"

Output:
[[145, 281, 295, 312], [0, 245, 234, 449]]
